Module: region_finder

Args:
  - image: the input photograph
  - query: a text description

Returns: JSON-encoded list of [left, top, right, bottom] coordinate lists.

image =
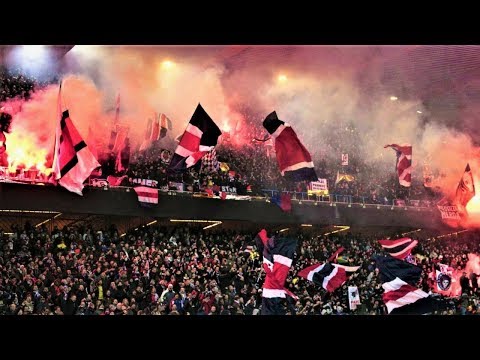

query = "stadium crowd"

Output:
[[0, 68, 442, 205], [0, 65, 56, 103], [0, 222, 479, 315]]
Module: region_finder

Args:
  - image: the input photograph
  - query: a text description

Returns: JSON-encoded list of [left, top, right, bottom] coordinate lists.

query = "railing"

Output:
[[0, 175, 434, 210], [260, 189, 435, 209]]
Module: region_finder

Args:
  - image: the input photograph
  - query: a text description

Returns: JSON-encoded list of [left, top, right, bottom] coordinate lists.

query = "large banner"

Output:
[[437, 205, 461, 220], [348, 286, 361, 310], [308, 179, 329, 195], [130, 178, 159, 188]]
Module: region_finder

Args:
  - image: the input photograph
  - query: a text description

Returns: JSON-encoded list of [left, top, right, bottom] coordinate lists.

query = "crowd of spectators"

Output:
[[1, 221, 479, 315], [110, 122, 441, 205], [0, 67, 444, 205], [0, 65, 56, 103]]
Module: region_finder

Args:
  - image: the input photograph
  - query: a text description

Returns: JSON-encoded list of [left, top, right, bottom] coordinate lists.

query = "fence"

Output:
[[261, 189, 434, 208]]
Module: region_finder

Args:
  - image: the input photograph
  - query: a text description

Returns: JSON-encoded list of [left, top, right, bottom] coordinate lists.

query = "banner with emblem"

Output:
[[348, 286, 360, 310], [160, 149, 172, 163], [341, 153, 348, 166], [435, 263, 454, 296]]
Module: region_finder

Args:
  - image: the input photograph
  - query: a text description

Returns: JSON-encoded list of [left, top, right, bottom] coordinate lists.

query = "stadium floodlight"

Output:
[[21, 45, 46, 60], [162, 60, 175, 70]]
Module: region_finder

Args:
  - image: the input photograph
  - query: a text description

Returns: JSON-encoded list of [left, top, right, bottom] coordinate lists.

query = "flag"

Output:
[[168, 104, 222, 173], [348, 286, 360, 310], [134, 186, 158, 205], [297, 262, 359, 292], [52, 84, 101, 195], [384, 143, 412, 187], [455, 163, 475, 209], [435, 269, 453, 293], [159, 113, 173, 139], [205, 188, 214, 197], [243, 244, 255, 255], [107, 175, 127, 186], [375, 255, 433, 314], [263, 111, 317, 182], [200, 149, 220, 174], [108, 129, 116, 151], [431, 263, 455, 297], [284, 288, 299, 315], [272, 192, 291, 212], [151, 115, 160, 141], [378, 238, 418, 260], [335, 171, 355, 185], [112, 125, 129, 154], [114, 93, 120, 124], [341, 153, 348, 166], [327, 247, 345, 262], [139, 118, 153, 151], [116, 137, 130, 173], [255, 229, 298, 315], [219, 162, 230, 172]]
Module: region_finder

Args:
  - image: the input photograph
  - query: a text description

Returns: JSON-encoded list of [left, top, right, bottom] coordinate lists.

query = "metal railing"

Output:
[[260, 189, 434, 209]]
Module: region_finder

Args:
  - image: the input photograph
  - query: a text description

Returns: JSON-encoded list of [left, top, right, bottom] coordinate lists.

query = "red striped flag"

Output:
[[382, 277, 429, 314], [134, 186, 158, 205], [456, 163, 475, 208], [160, 113, 173, 139], [375, 255, 433, 314], [263, 111, 317, 182], [150, 115, 160, 141], [255, 230, 298, 315], [139, 118, 153, 151], [327, 247, 345, 262], [168, 104, 221, 173], [384, 144, 412, 187], [378, 238, 418, 260], [52, 84, 100, 195], [112, 125, 129, 154], [298, 262, 359, 292]]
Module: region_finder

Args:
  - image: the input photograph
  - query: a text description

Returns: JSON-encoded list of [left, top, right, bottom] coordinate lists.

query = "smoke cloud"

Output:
[[3, 45, 480, 216]]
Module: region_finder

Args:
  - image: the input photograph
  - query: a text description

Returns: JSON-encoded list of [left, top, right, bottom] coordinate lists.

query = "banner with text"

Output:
[[130, 178, 158, 188], [437, 205, 461, 220], [308, 179, 329, 195]]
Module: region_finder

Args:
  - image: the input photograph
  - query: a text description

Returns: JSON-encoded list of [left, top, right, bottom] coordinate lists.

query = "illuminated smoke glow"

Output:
[[2, 45, 480, 227]]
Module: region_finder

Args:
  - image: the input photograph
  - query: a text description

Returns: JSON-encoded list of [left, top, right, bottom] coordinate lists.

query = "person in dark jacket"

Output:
[[460, 272, 471, 295], [63, 294, 78, 315], [470, 272, 478, 292]]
